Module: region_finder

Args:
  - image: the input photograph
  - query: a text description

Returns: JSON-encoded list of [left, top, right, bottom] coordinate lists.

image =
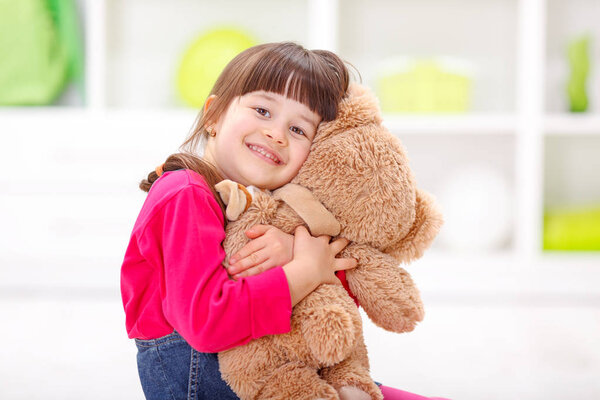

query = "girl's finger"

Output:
[[233, 259, 276, 280], [294, 225, 310, 238], [333, 257, 358, 271], [228, 248, 270, 274], [229, 239, 266, 265], [317, 234, 332, 244], [329, 237, 350, 255], [245, 224, 271, 239]]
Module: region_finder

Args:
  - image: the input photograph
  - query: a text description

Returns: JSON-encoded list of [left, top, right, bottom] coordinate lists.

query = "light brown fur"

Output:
[[218, 84, 443, 399]]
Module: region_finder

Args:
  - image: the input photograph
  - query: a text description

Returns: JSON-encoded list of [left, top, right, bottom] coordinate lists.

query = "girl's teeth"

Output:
[[249, 145, 280, 164]]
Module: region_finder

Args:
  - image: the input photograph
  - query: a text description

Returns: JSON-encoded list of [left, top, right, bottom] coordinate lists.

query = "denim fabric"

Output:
[[135, 331, 239, 400]]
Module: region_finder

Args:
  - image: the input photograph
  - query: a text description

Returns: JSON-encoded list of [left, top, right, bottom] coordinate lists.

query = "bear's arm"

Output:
[[343, 244, 424, 333]]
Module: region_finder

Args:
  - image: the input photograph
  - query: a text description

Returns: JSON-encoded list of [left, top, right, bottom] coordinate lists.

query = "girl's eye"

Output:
[[255, 108, 270, 117], [290, 126, 305, 136]]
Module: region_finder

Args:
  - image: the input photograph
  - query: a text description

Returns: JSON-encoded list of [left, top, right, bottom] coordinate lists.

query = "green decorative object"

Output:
[[47, 0, 85, 98], [176, 27, 257, 108], [567, 35, 590, 113], [376, 57, 472, 114], [0, 0, 83, 105], [544, 206, 600, 251]]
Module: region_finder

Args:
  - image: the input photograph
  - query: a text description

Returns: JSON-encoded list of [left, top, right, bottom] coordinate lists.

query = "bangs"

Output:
[[238, 45, 347, 121]]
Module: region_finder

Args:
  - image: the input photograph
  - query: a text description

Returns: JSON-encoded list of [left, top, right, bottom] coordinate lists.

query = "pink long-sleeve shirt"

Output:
[[120, 169, 292, 353]]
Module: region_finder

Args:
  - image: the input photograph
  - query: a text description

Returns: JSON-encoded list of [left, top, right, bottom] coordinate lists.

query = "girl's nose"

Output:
[[263, 128, 288, 146]]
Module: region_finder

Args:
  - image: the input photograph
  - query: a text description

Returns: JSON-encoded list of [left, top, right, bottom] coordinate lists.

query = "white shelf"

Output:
[[0, 108, 197, 130], [545, 114, 600, 134], [383, 114, 517, 135]]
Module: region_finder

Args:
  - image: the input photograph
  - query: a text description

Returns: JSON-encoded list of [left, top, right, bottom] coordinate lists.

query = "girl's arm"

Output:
[[137, 184, 292, 353]]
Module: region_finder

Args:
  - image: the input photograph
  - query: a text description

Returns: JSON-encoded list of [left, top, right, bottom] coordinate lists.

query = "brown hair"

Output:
[[140, 42, 352, 214]]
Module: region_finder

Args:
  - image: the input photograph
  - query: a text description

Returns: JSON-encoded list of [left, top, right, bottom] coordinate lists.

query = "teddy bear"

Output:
[[215, 83, 443, 400]]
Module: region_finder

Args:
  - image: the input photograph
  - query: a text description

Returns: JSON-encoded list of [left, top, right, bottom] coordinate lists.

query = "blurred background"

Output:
[[1, 0, 599, 398]]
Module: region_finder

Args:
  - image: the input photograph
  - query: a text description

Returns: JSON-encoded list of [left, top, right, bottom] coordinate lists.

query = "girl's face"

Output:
[[203, 91, 321, 190]]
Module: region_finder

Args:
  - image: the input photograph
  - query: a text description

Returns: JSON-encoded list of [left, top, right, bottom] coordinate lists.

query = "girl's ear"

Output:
[[203, 95, 219, 134], [204, 95, 217, 114]]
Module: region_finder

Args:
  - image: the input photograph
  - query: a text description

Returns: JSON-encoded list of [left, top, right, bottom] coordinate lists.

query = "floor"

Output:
[[2, 287, 599, 399]]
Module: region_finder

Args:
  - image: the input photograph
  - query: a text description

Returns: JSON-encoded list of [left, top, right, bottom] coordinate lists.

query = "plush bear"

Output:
[[215, 83, 443, 400]]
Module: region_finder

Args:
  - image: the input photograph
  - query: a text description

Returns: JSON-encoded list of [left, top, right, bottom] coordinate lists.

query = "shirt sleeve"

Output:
[[137, 185, 292, 353]]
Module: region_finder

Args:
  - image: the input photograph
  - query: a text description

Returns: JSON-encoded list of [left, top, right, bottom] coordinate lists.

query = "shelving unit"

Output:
[[1, 0, 599, 292]]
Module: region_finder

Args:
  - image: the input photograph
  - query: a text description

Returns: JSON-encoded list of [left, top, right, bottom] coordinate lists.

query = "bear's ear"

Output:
[[385, 189, 443, 264]]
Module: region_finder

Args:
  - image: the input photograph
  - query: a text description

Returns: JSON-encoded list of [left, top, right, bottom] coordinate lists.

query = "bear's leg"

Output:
[[338, 385, 372, 400], [297, 285, 362, 365], [321, 359, 382, 400], [257, 362, 340, 400], [320, 340, 383, 400]]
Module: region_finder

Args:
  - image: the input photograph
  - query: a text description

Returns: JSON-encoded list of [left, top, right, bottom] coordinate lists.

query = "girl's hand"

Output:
[[227, 225, 294, 279], [282, 226, 357, 306], [292, 225, 357, 286]]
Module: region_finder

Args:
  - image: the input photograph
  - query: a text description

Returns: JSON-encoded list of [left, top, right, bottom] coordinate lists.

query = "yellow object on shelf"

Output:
[[176, 27, 257, 108], [543, 206, 600, 251], [376, 57, 472, 114]]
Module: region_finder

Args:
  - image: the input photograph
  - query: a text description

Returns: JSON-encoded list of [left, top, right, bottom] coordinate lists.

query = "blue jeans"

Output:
[[135, 331, 239, 400]]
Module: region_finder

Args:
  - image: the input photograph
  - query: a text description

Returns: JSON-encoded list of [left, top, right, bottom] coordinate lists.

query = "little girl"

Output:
[[121, 42, 448, 400]]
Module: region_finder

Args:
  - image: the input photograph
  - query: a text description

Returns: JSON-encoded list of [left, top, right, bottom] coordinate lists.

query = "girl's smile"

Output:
[[246, 143, 283, 165]]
